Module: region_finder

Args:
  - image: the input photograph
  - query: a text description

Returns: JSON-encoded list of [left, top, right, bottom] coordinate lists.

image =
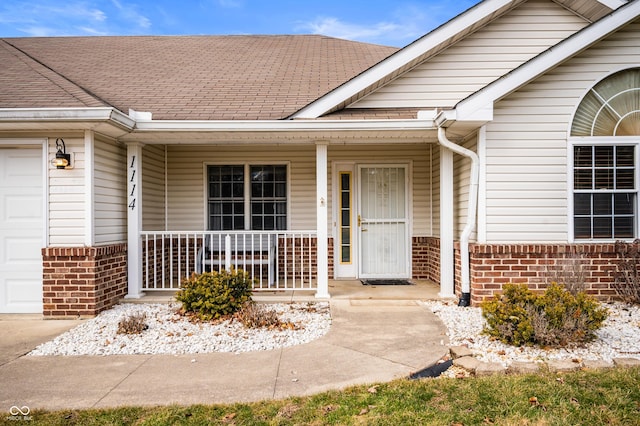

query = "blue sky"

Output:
[[0, 0, 480, 47]]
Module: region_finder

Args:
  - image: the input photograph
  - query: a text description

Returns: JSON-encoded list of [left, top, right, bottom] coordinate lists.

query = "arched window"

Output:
[[571, 68, 640, 136], [571, 68, 640, 240]]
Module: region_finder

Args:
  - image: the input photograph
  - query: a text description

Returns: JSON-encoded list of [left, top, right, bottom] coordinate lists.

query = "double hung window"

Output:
[[571, 68, 640, 240], [208, 164, 287, 231], [573, 145, 635, 239]]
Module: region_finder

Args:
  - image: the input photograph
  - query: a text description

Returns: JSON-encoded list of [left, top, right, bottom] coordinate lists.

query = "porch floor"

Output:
[[124, 279, 445, 304]]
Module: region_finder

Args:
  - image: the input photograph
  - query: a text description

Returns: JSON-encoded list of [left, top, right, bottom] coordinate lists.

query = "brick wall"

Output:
[[277, 236, 317, 285], [42, 244, 127, 318], [468, 243, 619, 306], [412, 237, 440, 282]]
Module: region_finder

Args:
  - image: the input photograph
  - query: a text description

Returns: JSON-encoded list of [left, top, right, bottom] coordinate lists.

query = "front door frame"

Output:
[[332, 161, 412, 279]]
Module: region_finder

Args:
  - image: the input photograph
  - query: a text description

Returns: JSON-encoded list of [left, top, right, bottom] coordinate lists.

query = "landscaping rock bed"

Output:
[[28, 302, 331, 356], [422, 300, 640, 377]]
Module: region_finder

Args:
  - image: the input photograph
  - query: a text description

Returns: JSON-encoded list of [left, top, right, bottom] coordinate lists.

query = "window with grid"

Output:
[[250, 165, 287, 230], [573, 145, 635, 239], [208, 165, 245, 230], [207, 164, 287, 231], [570, 68, 640, 240]]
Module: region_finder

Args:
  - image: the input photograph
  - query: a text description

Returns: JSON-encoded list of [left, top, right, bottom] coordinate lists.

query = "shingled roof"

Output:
[[0, 35, 397, 120]]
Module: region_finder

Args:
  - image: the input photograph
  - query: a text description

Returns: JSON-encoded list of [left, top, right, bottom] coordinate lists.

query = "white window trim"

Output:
[[568, 137, 639, 242]]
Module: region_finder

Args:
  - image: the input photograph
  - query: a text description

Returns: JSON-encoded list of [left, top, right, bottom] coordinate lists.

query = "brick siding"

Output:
[[411, 237, 440, 282], [468, 243, 619, 306], [42, 244, 127, 318]]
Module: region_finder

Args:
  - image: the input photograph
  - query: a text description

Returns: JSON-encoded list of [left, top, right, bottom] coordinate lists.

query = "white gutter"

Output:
[[436, 125, 479, 306], [0, 107, 135, 128]]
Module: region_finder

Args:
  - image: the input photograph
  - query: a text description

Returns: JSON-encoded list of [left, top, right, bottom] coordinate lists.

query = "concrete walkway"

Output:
[[0, 287, 449, 411]]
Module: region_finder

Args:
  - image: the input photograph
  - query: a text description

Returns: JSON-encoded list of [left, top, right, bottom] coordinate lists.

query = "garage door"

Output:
[[0, 148, 43, 313]]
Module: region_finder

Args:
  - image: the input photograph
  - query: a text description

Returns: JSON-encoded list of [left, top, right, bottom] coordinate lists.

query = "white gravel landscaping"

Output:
[[28, 302, 331, 356], [422, 300, 640, 367], [28, 299, 640, 368]]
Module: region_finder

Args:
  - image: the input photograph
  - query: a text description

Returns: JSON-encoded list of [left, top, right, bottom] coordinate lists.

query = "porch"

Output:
[[125, 278, 442, 304], [139, 230, 319, 293], [124, 121, 471, 303]]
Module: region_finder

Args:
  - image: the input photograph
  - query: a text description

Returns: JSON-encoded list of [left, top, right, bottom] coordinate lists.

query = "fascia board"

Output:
[[291, 0, 514, 119], [455, 0, 640, 121], [596, 0, 627, 10], [133, 119, 435, 132]]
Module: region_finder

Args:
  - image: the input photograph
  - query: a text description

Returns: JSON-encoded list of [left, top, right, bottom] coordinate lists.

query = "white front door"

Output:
[[0, 148, 44, 313], [358, 166, 409, 278]]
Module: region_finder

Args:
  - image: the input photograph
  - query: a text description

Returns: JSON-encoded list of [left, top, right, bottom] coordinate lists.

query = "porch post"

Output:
[[315, 141, 330, 299], [439, 145, 455, 298], [126, 142, 144, 298], [84, 130, 95, 246]]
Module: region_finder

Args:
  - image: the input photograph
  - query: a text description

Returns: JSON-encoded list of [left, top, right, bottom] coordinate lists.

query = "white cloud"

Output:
[[0, 0, 151, 37], [18, 26, 58, 37], [301, 17, 400, 43], [296, 1, 479, 46], [76, 25, 110, 36], [110, 0, 151, 30]]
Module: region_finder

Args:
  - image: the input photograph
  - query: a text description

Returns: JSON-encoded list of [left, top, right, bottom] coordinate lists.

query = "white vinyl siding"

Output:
[[94, 137, 127, 244], [166, 145, 314, 231], [430, 144, 440, 237], [328, 144, 433, 237], [48, 136, 85, 246], [352, 0, 587, 109], [163, 144, 435, 237], [142, 145, 166, 231], [484, 21, 640, 243], [454, 136, 477, 240]]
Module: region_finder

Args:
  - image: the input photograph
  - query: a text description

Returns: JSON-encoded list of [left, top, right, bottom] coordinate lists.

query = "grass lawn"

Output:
[[5, 367, 639, 425]]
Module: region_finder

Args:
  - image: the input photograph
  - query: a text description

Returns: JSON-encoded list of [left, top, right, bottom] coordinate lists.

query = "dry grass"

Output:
[[22, 367, 640, 425]]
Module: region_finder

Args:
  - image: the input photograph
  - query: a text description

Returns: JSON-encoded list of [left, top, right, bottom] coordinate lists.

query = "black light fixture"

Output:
[[53, 138, 71, 169]]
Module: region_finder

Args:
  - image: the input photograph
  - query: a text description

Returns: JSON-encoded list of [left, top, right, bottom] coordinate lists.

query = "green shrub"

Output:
[[481, 284, 537, 346], [175, 269, 253, 321], [482, 283, 608, 347], [533, 283, 608, 346]]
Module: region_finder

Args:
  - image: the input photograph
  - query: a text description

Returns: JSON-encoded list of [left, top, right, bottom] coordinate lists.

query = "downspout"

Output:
[[437, 126, 479, 307]]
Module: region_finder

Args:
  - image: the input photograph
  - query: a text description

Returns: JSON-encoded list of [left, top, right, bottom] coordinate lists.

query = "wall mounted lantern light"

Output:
[[52, 138, 71, 169]]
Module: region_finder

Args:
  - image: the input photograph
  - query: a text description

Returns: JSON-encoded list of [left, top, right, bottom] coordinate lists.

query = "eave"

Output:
[[124, 118, 439, 144], [0, 108, 135, 139]]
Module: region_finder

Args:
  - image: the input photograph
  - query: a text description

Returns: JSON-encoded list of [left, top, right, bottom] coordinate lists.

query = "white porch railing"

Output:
[[140, 231, 318, 291]]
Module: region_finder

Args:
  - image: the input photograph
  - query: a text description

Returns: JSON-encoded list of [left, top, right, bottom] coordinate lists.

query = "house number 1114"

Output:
[[129, 155, 136, 211]]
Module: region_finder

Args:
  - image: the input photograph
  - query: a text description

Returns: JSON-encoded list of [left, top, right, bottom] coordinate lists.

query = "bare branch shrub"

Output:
[[614, 240, 640, 305], [117, 312, 148, 335], [234, 302, 297, 330], [544, 250, 588, 295]]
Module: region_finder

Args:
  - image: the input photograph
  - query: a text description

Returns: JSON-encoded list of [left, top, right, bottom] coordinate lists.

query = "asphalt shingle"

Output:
[[1, 35, 397, 120]]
